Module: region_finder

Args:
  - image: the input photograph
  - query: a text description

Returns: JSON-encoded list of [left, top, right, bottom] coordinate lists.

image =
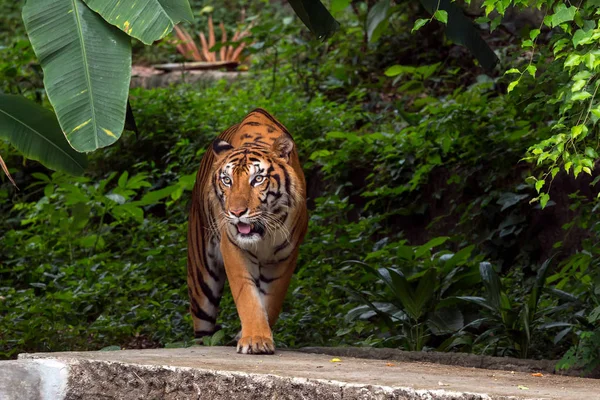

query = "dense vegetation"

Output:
[[1, 0, 599, 376]]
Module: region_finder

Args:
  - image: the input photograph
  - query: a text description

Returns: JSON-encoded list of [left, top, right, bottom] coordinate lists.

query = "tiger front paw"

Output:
[[236, 335, 275, 354]]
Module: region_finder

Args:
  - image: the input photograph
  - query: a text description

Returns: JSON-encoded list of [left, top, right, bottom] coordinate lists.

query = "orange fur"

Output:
[[187, 109, 308, 354]]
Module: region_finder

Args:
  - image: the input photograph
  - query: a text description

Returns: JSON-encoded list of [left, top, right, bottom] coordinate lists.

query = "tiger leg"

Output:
[[220, 237, 274, 354], [187, 203, 226, 339], [261, 249, 298, 328]]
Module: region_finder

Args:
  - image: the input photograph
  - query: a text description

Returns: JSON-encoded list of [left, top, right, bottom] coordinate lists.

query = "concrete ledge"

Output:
[[1, 347, 596, 399], [0, 359, 68, 400], [298, 347, 564, 375]]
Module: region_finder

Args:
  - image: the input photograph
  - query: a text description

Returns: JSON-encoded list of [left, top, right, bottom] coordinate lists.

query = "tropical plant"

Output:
[[343, 239, 481, 351], [173, 13, 254, 64], [20, 0, 194, 153], [361, 0, 498, 69], [0, 94, 88, 177], [0, 0, 340, 174], [457, 259, 565, 358]]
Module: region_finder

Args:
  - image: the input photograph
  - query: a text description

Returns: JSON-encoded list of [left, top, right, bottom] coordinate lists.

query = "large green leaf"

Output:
[[82, 0, 193, 45], [527, 255, 555, 322], [427, 307, 463, 335], [414, 268, 436, 316], [479, 262, 503, 311], [0, 94, 87, 175], [366, 0, 390, 42], [287, 0, 340, 40], [418, 0, 498, 71], [23, 0, 132, 152], [378, 268, 422, 320], [415, 236, 449, 258]]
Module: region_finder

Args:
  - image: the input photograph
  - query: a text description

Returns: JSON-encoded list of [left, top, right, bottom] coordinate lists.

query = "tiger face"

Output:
[[211, 135, 301, 247]]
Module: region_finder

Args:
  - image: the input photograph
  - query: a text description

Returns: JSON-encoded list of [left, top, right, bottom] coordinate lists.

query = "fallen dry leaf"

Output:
[[531, 373, 543, 377], [386, 362, 396, 367], [330, 358, 342, 363], [0, 154, 17, 189]]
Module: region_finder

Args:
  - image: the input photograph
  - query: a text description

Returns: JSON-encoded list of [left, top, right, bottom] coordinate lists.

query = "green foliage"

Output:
[[457, 259, 562, 358], [481, 0, 600, 207], [416, 0, 498, 70], [343, 241, 481, 351], [287, 0, 340, 39], [83, 0, 194, 45], [0, 77, 362, 356], [1, 0, 600, 376], [0, 94, 88, 176]]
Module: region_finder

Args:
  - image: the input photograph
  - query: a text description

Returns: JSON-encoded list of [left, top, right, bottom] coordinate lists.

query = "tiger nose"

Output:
[[229, 208, 248, 217]]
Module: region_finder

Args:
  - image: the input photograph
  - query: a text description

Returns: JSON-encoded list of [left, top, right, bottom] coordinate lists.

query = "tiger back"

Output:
[[187, 108, 308, 354]]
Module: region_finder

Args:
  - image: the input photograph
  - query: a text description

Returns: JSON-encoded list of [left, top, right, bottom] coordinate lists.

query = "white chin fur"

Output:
[[228, 226, 261, 247], [235, 234, 262, 247]]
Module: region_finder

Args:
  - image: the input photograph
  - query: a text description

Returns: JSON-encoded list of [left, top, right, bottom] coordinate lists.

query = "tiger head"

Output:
[[210, 135, 303, 246]]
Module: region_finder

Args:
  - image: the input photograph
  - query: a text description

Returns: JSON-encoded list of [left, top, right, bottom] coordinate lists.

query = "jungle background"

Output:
[[1, 0, 599, 376]]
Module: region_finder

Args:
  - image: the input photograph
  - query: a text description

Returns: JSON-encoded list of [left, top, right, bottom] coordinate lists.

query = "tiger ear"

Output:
[[212, 138, 234, 157], [272, 135, 294, 163]]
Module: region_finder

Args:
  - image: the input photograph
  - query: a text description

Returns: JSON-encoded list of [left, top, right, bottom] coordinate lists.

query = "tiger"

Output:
[[187, 108, 308, 354]]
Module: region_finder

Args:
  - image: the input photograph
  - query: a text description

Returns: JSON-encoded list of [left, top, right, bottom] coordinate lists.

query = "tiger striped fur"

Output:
[[187, 108, 308, 354]]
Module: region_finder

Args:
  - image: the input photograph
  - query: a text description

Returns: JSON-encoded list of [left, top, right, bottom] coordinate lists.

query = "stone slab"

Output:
[[1, 347, 597, 399]]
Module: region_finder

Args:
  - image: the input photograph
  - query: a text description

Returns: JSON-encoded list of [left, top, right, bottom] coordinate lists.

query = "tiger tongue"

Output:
[[237, 222, 252, 234]]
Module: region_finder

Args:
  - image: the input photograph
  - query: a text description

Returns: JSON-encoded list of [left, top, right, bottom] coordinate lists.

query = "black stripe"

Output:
[[272, 207, 283, 215], [241, 121, 261, 127], [196, 216, 218, 288], [274, 240, 290, 255], [267, 191, 282, 200], [205, 260, 222, 282], [195, 329, 216, 338], [212, 177, 225, 210], [245, 249, 258, 260], [227, 233, 244, 251], [247, 109, 293, 139], [279, 211, 288, 223], [276, 253, 292, 264], [190, 297, 216, 323], [197, 272, 220, 306], [282, 167, 292, 203], [260, 273, 282, 283]]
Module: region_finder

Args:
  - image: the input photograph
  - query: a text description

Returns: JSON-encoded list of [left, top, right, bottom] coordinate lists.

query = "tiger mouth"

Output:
[[235, 222, 265, 237]]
